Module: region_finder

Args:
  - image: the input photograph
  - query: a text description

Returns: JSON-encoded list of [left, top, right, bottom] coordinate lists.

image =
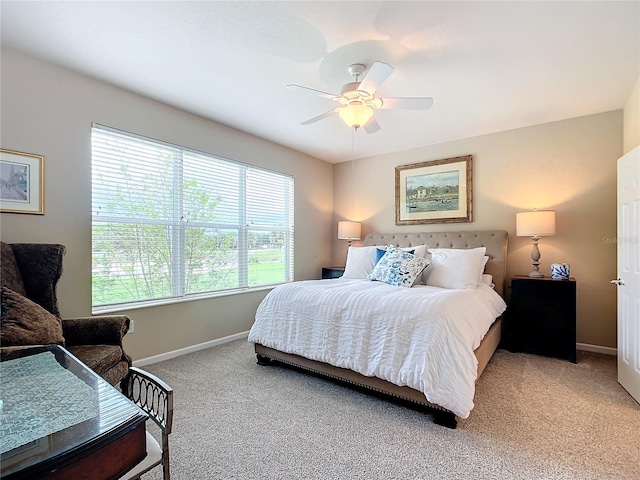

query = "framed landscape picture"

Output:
[[395, 155, 472, 225], [1, 149, 44, 215]]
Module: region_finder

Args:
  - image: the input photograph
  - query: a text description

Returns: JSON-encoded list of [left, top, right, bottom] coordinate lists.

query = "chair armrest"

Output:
[[10, 244, 66, 316], [122, 367, 174, 433], [1, 345, 44, 362], [62, 315, 130, 346]]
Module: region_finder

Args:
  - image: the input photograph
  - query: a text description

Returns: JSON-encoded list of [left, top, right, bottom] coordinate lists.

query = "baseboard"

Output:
[[133, 331, 250, 367], [577, 343, 617, 356]]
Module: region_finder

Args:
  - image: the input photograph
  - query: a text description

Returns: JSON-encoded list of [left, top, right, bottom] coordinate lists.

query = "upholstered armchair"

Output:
[[0, 242, 132, 385]]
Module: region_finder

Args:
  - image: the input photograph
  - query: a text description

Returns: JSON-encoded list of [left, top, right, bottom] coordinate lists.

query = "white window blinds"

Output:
[[91, 124, 294, 310]]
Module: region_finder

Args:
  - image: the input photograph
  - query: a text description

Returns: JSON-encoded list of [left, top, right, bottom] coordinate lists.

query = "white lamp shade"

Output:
[[337, 221, 361, 240], [338, 104, 373, 128], [516, 211, 556, 237]]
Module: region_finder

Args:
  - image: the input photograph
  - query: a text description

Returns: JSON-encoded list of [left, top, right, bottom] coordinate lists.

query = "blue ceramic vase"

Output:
[[550, 263, 570, 279]]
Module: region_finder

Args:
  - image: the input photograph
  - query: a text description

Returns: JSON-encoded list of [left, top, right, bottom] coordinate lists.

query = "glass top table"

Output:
[[0, 345, 148, 479]]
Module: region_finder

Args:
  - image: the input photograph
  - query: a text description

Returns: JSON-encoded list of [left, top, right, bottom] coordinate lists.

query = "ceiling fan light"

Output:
[[339, 104, 373, 128]]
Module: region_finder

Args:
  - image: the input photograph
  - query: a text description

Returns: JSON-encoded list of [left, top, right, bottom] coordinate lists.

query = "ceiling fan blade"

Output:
[[300, 108, 340, 125], [378, 97, 434, 110], [364, 116, 381, 134], [287, 84, 340, 100], [358, 62, 394, 95]]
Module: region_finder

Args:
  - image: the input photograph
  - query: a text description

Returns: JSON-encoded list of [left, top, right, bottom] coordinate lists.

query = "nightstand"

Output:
[[503, 275, 577, 363], [321, 266, 345, 279]]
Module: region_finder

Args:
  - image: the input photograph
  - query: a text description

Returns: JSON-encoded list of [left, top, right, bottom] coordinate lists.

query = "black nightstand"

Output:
[[503, 276, 577, 363], [321, 266, 345, 279]]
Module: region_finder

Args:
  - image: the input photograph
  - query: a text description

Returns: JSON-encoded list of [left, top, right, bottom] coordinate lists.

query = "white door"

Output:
[[616, 145, 640, 404]]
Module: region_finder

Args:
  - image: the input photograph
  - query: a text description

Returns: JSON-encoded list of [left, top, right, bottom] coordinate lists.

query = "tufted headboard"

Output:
[[363, 231, 509, 297]]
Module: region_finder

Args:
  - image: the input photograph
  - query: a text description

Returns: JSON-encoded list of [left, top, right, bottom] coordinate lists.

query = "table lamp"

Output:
[[338, 221, 361, 247], [516, 210, 556, 278]]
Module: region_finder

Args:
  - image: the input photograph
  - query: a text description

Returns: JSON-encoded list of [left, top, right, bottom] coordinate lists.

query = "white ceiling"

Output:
[[1, 1, 638, 164]]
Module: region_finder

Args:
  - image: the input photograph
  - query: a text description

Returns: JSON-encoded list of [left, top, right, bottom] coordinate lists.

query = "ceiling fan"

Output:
[[288, 62, 433, 134]]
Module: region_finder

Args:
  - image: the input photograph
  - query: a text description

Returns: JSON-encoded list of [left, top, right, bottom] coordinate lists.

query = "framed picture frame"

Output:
[[395, 155, 472, 225], [1, 149, 45, 215]]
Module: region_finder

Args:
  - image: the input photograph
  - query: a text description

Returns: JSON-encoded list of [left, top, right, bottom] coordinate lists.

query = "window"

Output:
[[91, 124, 294, 311]]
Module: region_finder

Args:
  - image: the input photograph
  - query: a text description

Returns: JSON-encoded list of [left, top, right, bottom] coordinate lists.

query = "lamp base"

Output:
[[528, 236, 545, 278]]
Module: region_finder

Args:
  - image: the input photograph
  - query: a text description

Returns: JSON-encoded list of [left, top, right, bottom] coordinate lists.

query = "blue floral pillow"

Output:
[[369, 246, 430, 287]]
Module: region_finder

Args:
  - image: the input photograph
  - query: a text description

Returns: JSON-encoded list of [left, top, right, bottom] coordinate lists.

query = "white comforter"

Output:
[[248, 278, 507, 418]]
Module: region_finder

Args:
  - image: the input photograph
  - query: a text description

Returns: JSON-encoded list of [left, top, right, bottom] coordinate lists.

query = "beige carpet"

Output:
[[141, 339, 640, 480]]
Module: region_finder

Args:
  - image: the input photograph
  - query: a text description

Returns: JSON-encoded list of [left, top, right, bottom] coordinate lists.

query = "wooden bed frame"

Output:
[[255, 230, 509, 428]]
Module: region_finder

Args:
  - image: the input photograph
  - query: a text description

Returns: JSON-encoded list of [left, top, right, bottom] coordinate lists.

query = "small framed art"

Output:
[[395, 155, 472, 225], [1, 149, 45, 215]]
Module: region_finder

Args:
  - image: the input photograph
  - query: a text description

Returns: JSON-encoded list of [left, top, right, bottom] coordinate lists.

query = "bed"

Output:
[[249, 230, 508, 428]]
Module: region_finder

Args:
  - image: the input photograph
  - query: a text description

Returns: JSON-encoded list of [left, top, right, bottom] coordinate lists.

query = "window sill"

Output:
[[92, 284, 282, 315]]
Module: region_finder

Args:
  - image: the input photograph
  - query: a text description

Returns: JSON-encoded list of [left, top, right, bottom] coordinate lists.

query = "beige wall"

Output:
[[1, 46, 632, 356], [624, 74, 640, 153], [333, 111, 622, 349], [0, 47, 334, 360]]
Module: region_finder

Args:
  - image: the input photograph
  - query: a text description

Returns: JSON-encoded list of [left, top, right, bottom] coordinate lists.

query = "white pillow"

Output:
[[410, 244, 429, 259], [425, 247, 488, 290], [481, 274, 495, 288], [369, 247, 430, 288], [478, 255, 489, 284], [342, 246, 378, 279]]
